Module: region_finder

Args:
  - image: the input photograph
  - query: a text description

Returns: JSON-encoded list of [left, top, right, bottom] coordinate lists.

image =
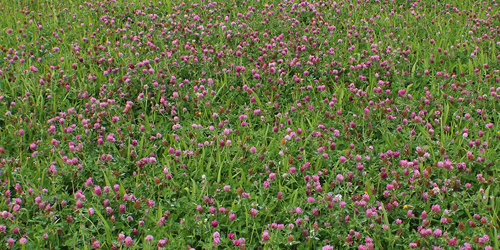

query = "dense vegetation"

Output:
[[0, 0, 499, 249]]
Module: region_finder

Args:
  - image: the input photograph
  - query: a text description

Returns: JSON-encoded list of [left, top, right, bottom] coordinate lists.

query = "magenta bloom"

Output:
[[7, 238, 15, 247], [124, 237, 133, 247], [19, 238, 27, 245], [157, 239, 166, 247], [250, 208, 258, 218], [420, 211, 427, 219], [214, 237, 221, 245], [407, 210, 415, 217], [196, 205, 203, 213], [93, 186, 102, 196], [448, 237, 458, 246], [431, 204, 441, 214], [262, 230, 270, 242], [336, 174, 344, 182], [433, 228, 442, 238], [92, 240, 100, 249], [250, 147, 257, 153], [295, 207, 303, 214], [339, 201, 346, 208], [211, 220, 218, 228], [118, 234, 125, 244]]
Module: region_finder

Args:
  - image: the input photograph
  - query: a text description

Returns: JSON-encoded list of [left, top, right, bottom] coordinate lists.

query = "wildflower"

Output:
[[295, 207, 303, 214], [94, 186, 102, 196], [211, 220, 218, 227], [7, 238, 15, 247], [323, 245, 334, 250], [157, 239, 167, 247], [336, 174, 344, 182], [124, 237, 133, 247], [362, 193, 370, 201], [339, 156, 347, 163], [433, 228, 442, 238], [233, 239, 241, 246], [431, 204, 441, 214], [262, 230, 270, 242], [118, 234, 125, 244], [125, 236, 134, 247], [250, 208, 258, 218], [420, 211, 427, 219], [448, 237, 458, 246], [335, 194, 343, 201], [339, 201, 346, 208], [407, 210, 415, 217], [214, 237, 221, 245], [277, 192, 283, 200]]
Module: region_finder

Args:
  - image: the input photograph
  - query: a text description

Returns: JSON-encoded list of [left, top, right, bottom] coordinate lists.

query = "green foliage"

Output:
[[0, 0, 499, 249]]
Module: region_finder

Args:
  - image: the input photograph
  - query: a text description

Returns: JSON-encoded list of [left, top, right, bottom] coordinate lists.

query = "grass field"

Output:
[[0, 0, 500, 249]]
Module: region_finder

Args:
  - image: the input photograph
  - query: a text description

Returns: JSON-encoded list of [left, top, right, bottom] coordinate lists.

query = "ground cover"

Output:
[[0, 0, 500, 249]]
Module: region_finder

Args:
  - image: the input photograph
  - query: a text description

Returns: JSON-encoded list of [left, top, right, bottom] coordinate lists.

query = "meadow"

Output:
[[0, 0, 499, 249]]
